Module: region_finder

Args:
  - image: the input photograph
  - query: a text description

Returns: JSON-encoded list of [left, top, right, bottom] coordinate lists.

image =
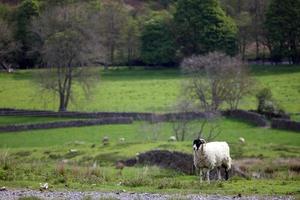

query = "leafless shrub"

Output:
[[194, 118, 222, 142], [181, 52, 254, 111], [171, 98, 196, 141], [137, 111, 163, 141], [170, 98, 221, 142], [139, 120, 162, 141]]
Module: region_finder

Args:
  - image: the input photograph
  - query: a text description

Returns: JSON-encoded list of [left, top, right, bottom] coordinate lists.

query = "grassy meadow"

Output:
[[0, 117, 299, 196], [0, 65, 300, 112], [0, 65, 300, 197]]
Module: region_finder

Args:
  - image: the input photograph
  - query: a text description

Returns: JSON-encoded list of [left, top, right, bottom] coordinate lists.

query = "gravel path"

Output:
[[0, 189, 295, 200]]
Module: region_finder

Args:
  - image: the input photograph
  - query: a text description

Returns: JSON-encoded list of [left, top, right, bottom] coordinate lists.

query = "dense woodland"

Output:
[[0, 0, 299, 70]]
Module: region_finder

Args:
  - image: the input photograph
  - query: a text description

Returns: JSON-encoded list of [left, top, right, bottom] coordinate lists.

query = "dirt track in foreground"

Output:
[[0, 189, 295, 200]]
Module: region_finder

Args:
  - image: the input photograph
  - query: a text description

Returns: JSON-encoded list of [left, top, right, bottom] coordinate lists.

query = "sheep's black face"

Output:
[[193, 138, 206, 151]]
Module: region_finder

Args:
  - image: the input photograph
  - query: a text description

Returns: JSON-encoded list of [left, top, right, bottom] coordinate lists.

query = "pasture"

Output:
[[0, 65, 300, 112], [0, 117, 299, 196], [0, 65, 300, 197]]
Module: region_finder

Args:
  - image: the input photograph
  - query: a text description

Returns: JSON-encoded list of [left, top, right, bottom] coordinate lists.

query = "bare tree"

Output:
[[0, 19, 19, 72], [170, 98, 221, 142], [181, 52, 253, 111], [171, 98, 196, 141], [224, 61, 254, 110], [195, 118, 222, 142], [122, 17, 140, 67], [31, 4, 99, 112]]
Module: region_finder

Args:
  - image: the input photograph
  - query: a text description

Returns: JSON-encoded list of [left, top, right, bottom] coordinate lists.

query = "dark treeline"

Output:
[[0, 0, 299, 70]]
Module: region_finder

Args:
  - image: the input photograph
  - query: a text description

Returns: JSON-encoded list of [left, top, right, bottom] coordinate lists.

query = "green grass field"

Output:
[[0, 65, 299, 112], [0, 65, 299, 197], [0, 117, 299, 196]]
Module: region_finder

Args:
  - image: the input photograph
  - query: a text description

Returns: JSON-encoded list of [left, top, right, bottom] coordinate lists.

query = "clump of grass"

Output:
[[0, 151, 14, 171], [43, 150, 51, 154], [98, 197, 120, 200], [79, 156, 94, 165], [156, 178, 183, 189], [18, 197, 43, 200], [14, 151, 31, 157], [48, 153, 62, 160], [289, 164, 300, 173], [71, 164, 111, 184], [264, 167, 276, 175], [122, 167, 152, 187], [122, 175, 152, 187], [168, 197, 191, 200], [94, 152, 124, 164], [64, 150, 82, 159], [56, 162, 66, 176], [54, 175, 67, 184], [85, 165, 102, 178]]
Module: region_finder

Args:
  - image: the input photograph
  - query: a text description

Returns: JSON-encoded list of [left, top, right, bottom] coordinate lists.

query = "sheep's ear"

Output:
[[200, 139, 206, 144]]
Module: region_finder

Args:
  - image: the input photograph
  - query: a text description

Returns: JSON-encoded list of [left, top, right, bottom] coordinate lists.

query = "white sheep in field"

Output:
[[193, 138, 232, 183], [239, 137, 245, 144], [102, 136, 109, 145], [168, 136, 177, 142], [119, 137, 125, 143]]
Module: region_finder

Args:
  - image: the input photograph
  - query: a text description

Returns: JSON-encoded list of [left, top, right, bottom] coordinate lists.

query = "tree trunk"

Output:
[[110, 43, 115, 65], [254, 0, 260, 60], [59, 92, 67, 112]]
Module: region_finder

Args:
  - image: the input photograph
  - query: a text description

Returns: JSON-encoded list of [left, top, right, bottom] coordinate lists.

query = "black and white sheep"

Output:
[[193, 138, 232, 183]]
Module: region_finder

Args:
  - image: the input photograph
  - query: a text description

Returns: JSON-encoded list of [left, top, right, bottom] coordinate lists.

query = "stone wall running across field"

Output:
[[223, 110, 268, 127], [0, 118, 132, 133], [0, 108, 209, 122], [271, 119, 300, 132]]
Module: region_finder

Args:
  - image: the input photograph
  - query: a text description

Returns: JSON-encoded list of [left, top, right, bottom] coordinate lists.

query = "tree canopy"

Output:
[[174, 0, 238, 57], [141, 11, 176, 65], [265, 0, 300, 63]]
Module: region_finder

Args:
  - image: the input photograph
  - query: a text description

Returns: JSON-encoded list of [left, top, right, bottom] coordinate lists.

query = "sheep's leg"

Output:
[[225, 169, 229, 180], [199, 168, 203, 183], [217, 167, 222, 180], [204, 169, 210, 184], [222, 165, 229, 180]]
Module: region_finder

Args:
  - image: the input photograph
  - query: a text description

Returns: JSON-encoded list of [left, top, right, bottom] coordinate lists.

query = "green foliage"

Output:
[[123, 17, 140, 65], [141, 11, 176, 65], [0, 3, 13, 20], [256, 87, 284, 114], [16, 0, 40, 41], [174, 0, 238, 56], [15, 0, 40, 68], [265, 0, 300, 63]]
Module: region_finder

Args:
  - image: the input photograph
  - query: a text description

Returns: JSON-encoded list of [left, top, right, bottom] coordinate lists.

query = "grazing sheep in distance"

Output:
[[168, 136, 177, 142], [193, 138, 232, 183], [119, 137, 125, 143], [102, 136, 109, 145], [239, 137, 245, 144]]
